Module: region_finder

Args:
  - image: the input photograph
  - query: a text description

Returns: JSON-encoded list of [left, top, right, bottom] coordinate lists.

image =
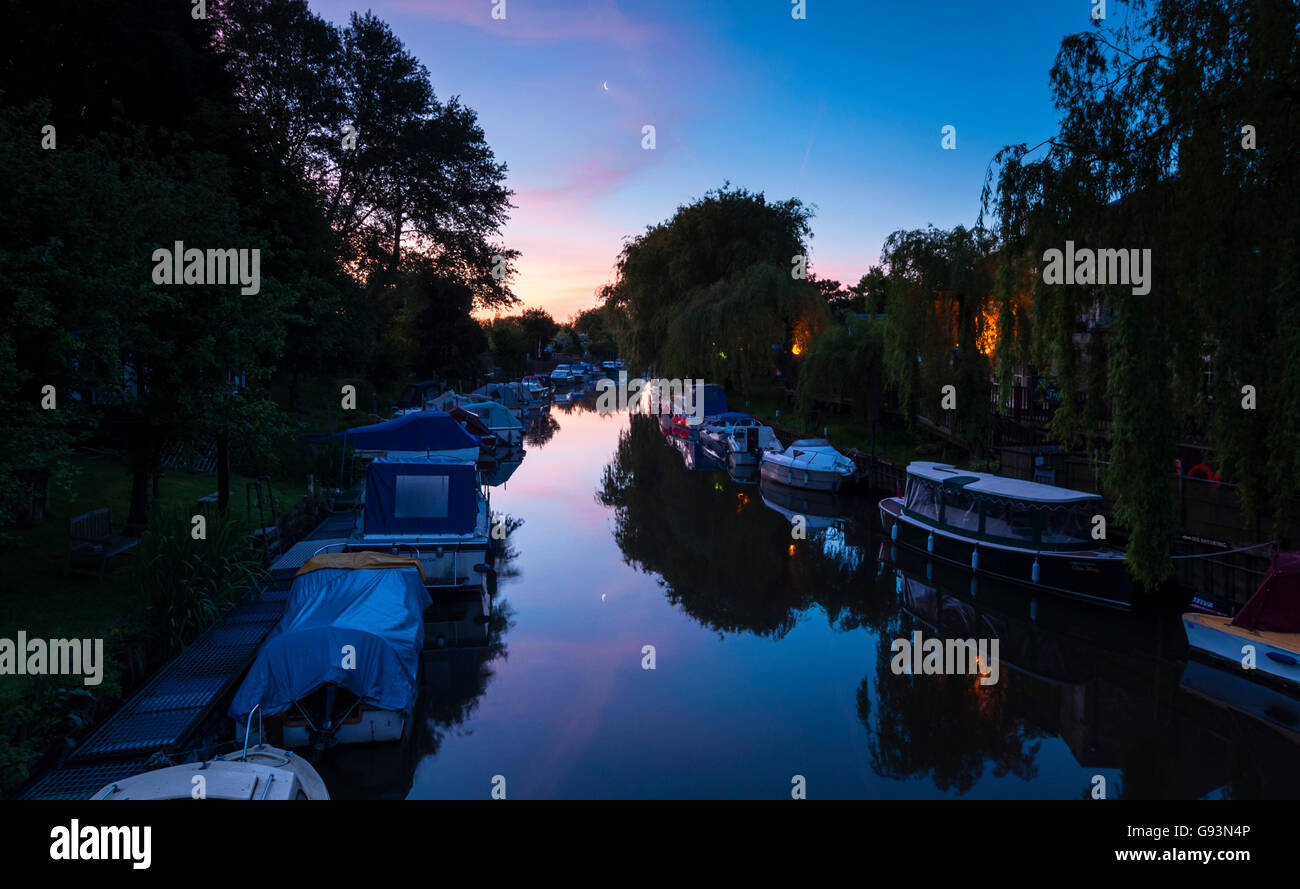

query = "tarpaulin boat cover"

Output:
[[363, 456, 480, 536], [228, 566, 431, 718], [463, 401, 522, 431], [702, 385, 728, 417], [473, 383, 521, 407], [1231, 551, 1300, 633], [339, 410, 483, 451]]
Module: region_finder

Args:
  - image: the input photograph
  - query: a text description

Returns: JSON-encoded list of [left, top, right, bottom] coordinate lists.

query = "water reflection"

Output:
[[320, 407, 1300, 798]]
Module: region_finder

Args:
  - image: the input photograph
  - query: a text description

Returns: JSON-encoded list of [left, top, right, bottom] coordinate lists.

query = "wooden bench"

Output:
[[65, 507, 139, 579]]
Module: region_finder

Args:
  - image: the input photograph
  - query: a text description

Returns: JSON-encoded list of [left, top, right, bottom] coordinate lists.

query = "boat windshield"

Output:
[[1040, 503, 1094, 544], [982, 498, 1037, 541], [941, 488, 980, 533], [904, 478, 940, 520]]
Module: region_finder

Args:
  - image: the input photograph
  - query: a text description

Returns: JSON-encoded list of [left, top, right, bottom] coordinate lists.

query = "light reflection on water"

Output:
[[313, 401, 1300, 799]]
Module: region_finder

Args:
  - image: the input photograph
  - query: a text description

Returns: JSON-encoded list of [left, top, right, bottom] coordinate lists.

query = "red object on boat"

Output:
[[1231, 552, 1300, 633], [1187, 463, 1220, 482], [448, 406, 496, 448]]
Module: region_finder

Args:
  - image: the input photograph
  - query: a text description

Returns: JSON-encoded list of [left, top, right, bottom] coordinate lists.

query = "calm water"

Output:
[[316, 399, 1300, 799]]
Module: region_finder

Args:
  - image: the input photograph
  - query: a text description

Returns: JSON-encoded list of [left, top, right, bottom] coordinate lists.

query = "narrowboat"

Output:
[[1183, 552, 1300, 688], [878, 461, 1132, 608]]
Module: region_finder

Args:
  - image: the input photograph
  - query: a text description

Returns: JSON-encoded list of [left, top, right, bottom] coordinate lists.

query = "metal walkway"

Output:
[[20, 510, 361, 800]]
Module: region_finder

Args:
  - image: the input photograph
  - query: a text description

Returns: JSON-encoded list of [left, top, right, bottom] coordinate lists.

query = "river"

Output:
[[313, 397, 1300, 799]]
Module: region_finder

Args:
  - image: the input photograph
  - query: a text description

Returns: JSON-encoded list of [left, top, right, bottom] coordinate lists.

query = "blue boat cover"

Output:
[[339, 410, 482, 451], [705, 411, 754, 425], [363, 456, 480, 536], [702, 385, 728, 417], [228, 566, 432, 718]]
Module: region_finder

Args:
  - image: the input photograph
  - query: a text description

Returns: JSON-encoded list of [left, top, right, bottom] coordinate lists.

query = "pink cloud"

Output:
[[385, 0, 661, 48]]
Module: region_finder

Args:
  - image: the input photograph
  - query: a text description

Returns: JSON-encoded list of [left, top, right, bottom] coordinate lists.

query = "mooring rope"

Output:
[[1168, 540, 1277, 560]]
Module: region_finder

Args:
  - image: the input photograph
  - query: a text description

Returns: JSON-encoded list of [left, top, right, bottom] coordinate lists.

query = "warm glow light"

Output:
[[787, 544, 796, 556], [976, 303, 999, 356], [791, 316, 811, 356]]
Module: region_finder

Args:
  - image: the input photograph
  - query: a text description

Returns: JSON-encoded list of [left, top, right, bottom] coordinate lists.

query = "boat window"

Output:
[[941, 489, 980, 533], [905, 479, 940, 519], [394, 474, 450, 518], [1040, 504, 1093, 544], [982, 499, 1037, 541]]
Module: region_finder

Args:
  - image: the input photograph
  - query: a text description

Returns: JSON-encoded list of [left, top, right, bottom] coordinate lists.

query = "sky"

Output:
[[307, 0, 1101, 321]]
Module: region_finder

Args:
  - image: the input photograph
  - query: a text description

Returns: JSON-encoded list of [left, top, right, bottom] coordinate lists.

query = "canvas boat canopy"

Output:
[[473, 383, 522, 408], [1232, 552, 1300, 633], [228, 564, 431, 719], [462, 400, 523, 432], [339, 410, 483, 454], [363, 456, 481, 537], [907, 461, 1100, 504]]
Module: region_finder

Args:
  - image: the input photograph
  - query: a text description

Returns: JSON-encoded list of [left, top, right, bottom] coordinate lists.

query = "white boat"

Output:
[[759, 439, 856, 492], [1183, 552, 1300, 688], [550, 364, 574, 384], [93, 744, 329, 800], [700, 412, 780, 469], [462, 400, 524, 447], [522, 374, 553, 401]]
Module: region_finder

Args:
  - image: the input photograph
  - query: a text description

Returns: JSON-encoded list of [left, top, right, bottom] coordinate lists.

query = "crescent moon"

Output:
[[602, 81, 609, 91]]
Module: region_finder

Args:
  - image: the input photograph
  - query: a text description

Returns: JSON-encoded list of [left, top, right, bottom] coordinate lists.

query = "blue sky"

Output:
[[308, 0, 1102, 318]]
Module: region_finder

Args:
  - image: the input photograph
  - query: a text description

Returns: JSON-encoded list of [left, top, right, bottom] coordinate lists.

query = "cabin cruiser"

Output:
[[93, 744, 330, 799], [230, 553, 431, 749], [339, 410, 482, 464], [1183, 552, 1300, 688], [391, 380, 441, 416], [522, 374, 553, 401], [550, 364, 574, 385], [473, 382, 527, 418], [760, 439, 856, 492], [462, 400, 523, 447], [878, 461, 1131, 608], [700, 412, 780, 469], [325, 456, 494, 589]]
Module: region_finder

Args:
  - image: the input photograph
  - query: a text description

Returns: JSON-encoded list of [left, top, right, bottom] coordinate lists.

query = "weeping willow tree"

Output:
[[658, 263, 829, 394], [600, 184, 820, 388], [879, 226, 997, 456], [795, 315, 885, 423], [982, 0, 1300, 586]]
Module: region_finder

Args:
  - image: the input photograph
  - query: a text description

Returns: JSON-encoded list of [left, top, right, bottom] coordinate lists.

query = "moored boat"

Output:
[[93, 744, 330, 800], [878, 461, 1131, 607], [339, 410, 483, 464], [1183, 552, 1300, 688], [700, 412, 780, 469], [462, 399, 524, 447], [230, 553, 432, 749], [760, 439, 856, 492]]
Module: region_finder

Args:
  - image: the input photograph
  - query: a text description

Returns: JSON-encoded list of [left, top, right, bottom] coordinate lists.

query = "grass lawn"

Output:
[[0, 455, 297, 704]]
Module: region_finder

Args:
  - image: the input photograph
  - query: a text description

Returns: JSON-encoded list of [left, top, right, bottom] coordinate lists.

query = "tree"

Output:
[[984, 0, 1300, 584]]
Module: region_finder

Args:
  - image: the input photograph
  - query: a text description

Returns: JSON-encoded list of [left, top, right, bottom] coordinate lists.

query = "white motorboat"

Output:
[[1184, 552, 1300, 688], [550, 364, 574, 384], [759, 439, 856, 492], [93, 744, 329, 800], [700, 412, 780, 468]]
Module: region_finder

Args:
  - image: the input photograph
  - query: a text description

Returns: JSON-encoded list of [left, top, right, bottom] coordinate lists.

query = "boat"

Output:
[[327, 456, 494, 588], [93, 744, 330, 800], [230, 553, 432, 749], [461, 400, 524, 447], [877, 461, 1132, 608], [662, 383, 728, 439], [550, 364, 574, 385], [700, 412, 780, 469], [1183, 552, 1300, 688], [473, 382, 527, 418], [339, 410, 482, 464], [391, 379, 442, 416], [760, 439, 856, 492], [522, 374, 553, 401], [446, 405, 497, 453]]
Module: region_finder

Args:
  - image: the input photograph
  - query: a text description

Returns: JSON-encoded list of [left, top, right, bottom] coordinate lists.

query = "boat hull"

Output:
[[1183, 612, 1300, 688], [760, 460, 851, 492], [280, 706, 407, 748], [878, 496, 1133, 608]]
